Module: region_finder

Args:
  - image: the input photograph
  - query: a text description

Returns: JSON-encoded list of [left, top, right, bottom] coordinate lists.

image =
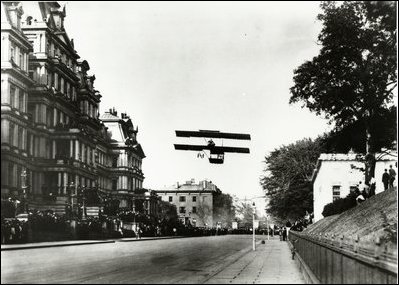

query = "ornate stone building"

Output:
[[1, 2, 35, 208], [100, 108, 146, 211], [1, 2, 148, 217]]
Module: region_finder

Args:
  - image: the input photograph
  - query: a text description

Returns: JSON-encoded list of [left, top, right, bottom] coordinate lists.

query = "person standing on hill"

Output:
[[382, 169, 390, 190], [388, 165, 396, 188], [369, 176, 376, 197]]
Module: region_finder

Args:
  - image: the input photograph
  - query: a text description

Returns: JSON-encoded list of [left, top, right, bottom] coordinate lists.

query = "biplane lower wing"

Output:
[[175, 130, 251, 140], [174, 144, 207, 151], [215, 146, 250, 154], [174, 144, 250, 154]]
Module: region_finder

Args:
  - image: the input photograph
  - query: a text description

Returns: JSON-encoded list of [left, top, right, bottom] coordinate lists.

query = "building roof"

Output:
[[311, 150, 397, 183], [154, 179, 220, 193], [318, 150, 397, 162], [100, 112, 119, 121]]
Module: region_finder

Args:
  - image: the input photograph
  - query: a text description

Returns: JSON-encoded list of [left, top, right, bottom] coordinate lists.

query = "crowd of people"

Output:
[[1, 218, 28, 244], [353, 165, 396, 205], [1, 210, 70, 244]]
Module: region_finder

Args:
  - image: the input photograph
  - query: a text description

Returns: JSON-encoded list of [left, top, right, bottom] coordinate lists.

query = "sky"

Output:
[[63, 1, 333, 201]]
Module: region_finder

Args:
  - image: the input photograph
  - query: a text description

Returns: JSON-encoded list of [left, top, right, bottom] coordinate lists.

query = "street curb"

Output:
[[1, 235, 202, 250], [116, 236, 190, 242], [1, 240, 115, 251], [1, 235, 265, 251]]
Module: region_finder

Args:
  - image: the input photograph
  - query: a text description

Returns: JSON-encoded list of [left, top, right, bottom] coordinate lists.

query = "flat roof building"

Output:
[[153, 179, 221, 227]]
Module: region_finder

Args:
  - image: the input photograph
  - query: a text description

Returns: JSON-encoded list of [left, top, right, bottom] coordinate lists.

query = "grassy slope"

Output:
[[304, 189, 397, 243]]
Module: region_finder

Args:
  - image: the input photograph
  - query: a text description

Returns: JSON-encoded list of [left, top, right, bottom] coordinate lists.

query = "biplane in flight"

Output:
[[174, 130, 251, 164]]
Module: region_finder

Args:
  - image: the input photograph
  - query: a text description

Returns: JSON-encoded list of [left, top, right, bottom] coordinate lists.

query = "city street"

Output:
[[1, 235, 304, 284]]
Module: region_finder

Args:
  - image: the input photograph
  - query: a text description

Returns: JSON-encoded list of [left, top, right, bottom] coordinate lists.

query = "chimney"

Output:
[[176, 182, 179, 188]]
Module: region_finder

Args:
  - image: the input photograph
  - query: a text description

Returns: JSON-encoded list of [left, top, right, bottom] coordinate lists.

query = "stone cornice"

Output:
[[2, 25, 32, 50], [1, 65, 35, 85]]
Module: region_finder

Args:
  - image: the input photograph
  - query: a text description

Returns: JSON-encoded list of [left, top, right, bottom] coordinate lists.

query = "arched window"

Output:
[[26, 16, 32, 25]]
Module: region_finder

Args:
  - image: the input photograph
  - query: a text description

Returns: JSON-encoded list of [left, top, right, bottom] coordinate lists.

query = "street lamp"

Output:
[[21, 170, 28, 214], [68, 182, 75, 218], [240, 195, 267, 251], [79, 186, 87, 220]]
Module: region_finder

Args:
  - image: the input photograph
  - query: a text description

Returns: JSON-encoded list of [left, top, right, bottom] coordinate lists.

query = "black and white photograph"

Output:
[[1, 1, 397, 284]]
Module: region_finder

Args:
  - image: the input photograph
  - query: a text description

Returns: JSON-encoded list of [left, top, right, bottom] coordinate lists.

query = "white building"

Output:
[[312, 151, 397, 222]]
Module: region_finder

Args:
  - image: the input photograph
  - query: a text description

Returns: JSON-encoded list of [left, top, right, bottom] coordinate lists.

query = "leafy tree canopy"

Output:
[[260, 138, 323, 195], [213, 192, 236, 227], [290, 1, 397, 154]]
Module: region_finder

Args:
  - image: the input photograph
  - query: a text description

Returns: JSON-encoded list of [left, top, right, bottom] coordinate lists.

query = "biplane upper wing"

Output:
[[175, 130, 251, 140], [174, 144, 250, 154]]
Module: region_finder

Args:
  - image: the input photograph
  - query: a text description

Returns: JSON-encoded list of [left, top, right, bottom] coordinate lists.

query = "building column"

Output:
[[63, 173, 68, 195], [34, 105, 39, 124], [58, 172, 62, 194], [75, 140, 79, 160], [41, 33, 46, 53], [54, 73, 58, 90], [52, 140, 56, 159], [82, 143, 85, 162], [70, 140, 73, 158], [75, 175, 79, 194], [53, 108, 57, 126]]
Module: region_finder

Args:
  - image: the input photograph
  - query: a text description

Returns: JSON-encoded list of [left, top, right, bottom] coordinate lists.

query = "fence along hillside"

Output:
[[289, 188, 397, 284], [304, 187, 397, 243]]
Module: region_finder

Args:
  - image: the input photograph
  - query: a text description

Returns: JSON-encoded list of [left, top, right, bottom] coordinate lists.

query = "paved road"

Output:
[[1, 235, 304, 284]]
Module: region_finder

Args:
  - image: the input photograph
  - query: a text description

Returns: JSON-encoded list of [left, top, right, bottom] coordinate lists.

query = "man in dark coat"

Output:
[[382, 169, 390, 190], [388, 165, 396, 188]]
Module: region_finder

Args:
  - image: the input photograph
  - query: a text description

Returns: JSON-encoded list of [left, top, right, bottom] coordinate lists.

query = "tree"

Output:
[[290, 1, 397, 183], [196, 198, 212, 227], [261, 138, 323, 194], [235, 202, 256, 228], [157, 200, 178, 223], [213, 193, 236, 228], [260, 138, 324, 221]]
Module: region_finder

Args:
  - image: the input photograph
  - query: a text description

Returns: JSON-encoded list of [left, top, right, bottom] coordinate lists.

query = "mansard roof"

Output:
[[21, 2, 79, 58], [133, 143, 146, 158], [100, 112, 119, 121]]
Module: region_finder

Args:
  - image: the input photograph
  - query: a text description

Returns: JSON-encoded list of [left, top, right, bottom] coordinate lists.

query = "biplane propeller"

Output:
[[174, 130, 251, 164]]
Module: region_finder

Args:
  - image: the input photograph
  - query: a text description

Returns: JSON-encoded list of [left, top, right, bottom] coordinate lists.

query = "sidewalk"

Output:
[[1, 235, 186, 251], [204, 238, 305, 284]]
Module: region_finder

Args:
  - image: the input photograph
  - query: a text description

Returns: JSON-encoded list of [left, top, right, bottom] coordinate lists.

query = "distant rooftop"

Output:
[[155, 179, 220, 192], [318, 149, 397, 162]]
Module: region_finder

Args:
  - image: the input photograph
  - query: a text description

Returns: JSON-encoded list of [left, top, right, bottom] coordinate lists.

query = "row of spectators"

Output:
[[1, 219, 28, 244], [1, 210, 232, 243]]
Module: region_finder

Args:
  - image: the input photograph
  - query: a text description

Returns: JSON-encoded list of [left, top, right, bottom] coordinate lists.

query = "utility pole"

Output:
[[252, 202, 256, 251]]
